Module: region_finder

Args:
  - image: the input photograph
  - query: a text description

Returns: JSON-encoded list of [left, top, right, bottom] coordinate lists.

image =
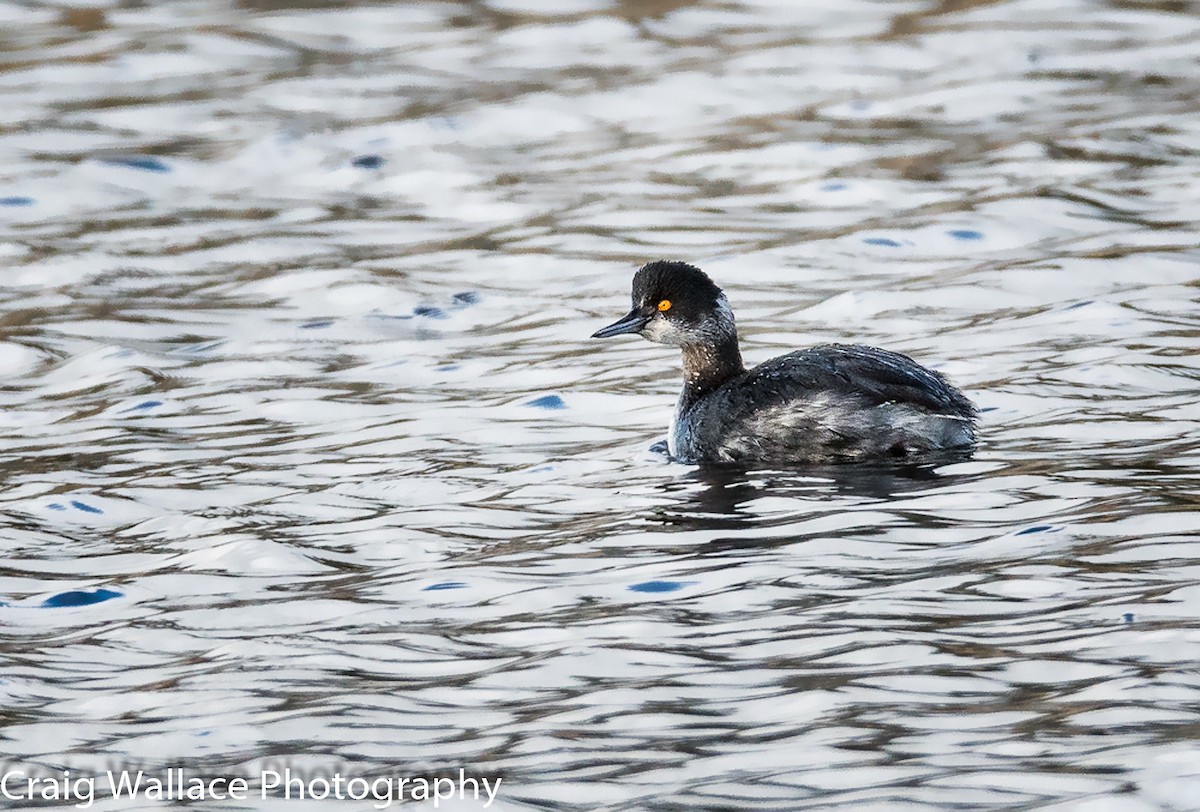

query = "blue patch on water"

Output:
[[529, 465, 556, 473], [414, 305, 447, 319], [864, 237, 901, 247], [41, 588, 123, 608], [300, 319, 334, 329], [820, 182, 847, 192], [0, 196, 34, 206], [123, 400, 162, 412], [850, 99, 871, 111], [181, 340, 223, 355], [351, 154, 384, 169], [435, 364, 460, 372], [978, 406, 999, 413], [69, 500, 104, 515], [526, 395, 566, 410], [1015, 524, 1053, 536], [1064, 300, 1093, 310], [1123, 612, 1135, 623], [452, 291, 479, 306], [629, 580, 693, 594], [423, 582, 467, 591], [47, 503, 67, 511], [947, 229, 984, 241], [103, 156, 170, 173], [194, 730, 211, 737]]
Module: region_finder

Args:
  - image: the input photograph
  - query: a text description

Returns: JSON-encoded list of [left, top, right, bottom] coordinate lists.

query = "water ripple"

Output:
[[0, 0, 1198, 810]]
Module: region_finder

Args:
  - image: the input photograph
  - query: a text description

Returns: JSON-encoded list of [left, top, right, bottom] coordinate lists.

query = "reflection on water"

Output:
[[1, 0, 1199, 809]]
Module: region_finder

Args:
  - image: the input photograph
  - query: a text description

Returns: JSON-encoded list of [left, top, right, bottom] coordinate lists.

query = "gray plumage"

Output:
[[673, 343, 976, 464]]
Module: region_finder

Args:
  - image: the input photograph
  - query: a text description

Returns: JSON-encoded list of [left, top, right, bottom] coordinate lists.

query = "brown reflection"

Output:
[[1110, 0, 1199, 11], [60, 8, 109, 32], [613, 0, 701, 21], [886, 0, 1010, 37], [235, 0, 390, 9]]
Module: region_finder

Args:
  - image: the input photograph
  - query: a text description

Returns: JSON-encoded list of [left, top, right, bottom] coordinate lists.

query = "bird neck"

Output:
[[680, 332, 744, 400]]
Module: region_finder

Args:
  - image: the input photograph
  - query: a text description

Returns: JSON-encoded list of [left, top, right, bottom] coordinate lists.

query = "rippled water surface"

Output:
[[2, 0, 1199, 809]]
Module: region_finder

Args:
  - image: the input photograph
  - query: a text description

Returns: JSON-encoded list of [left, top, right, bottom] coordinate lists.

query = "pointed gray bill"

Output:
[[592, 309, 649, 339]]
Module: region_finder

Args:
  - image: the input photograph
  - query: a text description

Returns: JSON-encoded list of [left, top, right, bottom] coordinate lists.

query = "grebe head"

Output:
[[591, 260, 734, 347]]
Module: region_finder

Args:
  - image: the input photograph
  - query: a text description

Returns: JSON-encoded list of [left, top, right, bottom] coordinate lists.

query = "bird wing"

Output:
[[744, 343, 976, 417]]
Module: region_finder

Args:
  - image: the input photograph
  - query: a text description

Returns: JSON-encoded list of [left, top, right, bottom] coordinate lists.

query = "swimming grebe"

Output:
[[592, 261, 976, 464]]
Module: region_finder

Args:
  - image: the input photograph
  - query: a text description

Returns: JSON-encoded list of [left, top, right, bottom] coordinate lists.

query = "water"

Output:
[[1, 0, 1199, 809]]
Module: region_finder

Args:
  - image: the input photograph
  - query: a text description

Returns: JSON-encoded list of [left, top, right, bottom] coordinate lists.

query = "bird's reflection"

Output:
[[648, 444, 976, 534]]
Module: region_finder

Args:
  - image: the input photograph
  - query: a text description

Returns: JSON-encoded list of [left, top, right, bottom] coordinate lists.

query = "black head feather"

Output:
[[630, 261, 724, 324]]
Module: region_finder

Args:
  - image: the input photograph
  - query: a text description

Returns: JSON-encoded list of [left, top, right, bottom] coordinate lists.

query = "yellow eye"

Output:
[[657, 299, 672, 312]]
